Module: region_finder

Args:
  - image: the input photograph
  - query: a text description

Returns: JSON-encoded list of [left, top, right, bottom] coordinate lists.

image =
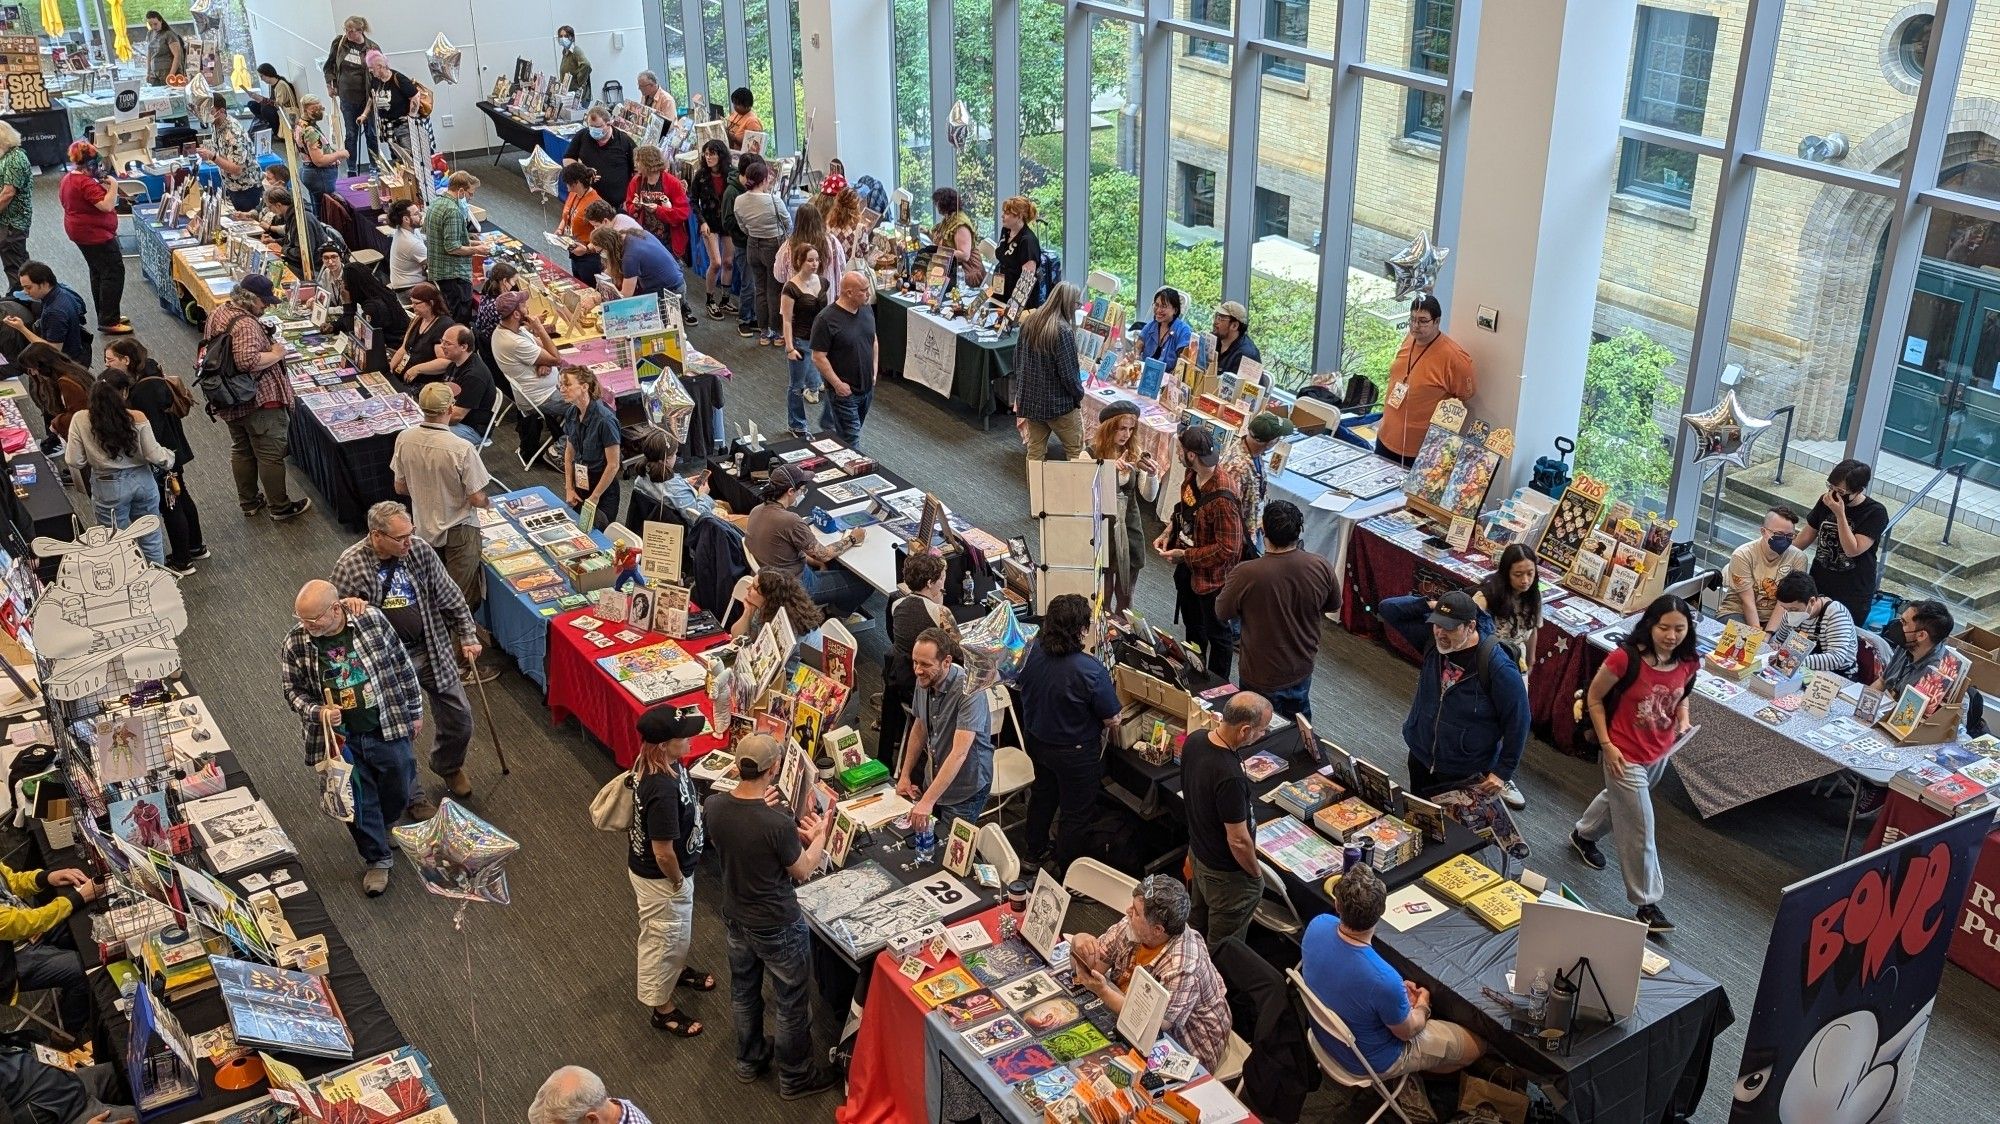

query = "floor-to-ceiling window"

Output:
[[893, 0, 934, 204]]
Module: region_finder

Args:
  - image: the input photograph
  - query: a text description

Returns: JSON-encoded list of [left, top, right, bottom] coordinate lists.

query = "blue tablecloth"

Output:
[[474, 485, 610, 690]]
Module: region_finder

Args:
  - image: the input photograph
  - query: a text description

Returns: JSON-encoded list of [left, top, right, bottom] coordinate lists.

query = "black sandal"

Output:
[[651, 1008, 703, 1037], [678, 967, 717, 992]]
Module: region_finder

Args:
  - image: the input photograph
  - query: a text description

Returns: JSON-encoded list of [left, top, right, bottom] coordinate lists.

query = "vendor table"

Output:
[[1871, 791, 2000, 990], [476, 486, 610, 690], [1367, 894, 1732, 1124], [475, 102, 579, 192], [33, 744, 406, 1123], [1263, 448, 1408, 589], [872, 291, 1015, 425], [331, 174, 392, 255], [544, 605, 731, 767], [1341, 519, 1608, 755], [706, 434, 1004, 602], [287, 400, 403, 532]]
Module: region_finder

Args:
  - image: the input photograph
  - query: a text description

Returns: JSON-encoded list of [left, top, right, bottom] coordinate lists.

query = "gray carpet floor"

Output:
[[20, 166, 2000, 1123]]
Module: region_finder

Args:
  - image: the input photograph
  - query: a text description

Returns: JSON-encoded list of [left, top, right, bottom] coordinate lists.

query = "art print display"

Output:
[[1537, 475, 1612, 573]]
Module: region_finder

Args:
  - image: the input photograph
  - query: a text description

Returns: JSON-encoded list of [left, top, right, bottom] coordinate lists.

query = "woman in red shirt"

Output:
[[58, 142, 130, 335], [625, 144, 691, 261], [1571, 594, 1697, 934]]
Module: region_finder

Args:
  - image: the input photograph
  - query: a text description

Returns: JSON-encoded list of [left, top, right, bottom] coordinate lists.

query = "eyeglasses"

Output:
[[373, 529, 416, 545]]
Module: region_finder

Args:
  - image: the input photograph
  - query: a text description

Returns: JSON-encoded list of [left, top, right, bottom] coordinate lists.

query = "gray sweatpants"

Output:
[[1574, 752, 1670, 907]]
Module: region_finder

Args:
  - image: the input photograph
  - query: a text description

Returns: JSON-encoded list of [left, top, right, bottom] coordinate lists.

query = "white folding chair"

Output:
[[1212, 1031, 1251, 1089], [976, 821, 1020, 885], [1253, 859, 1305, 939], [1062, 857, 1138, 912], [981, 744, 1035, 827], [1285, 967, 1415, 1124]]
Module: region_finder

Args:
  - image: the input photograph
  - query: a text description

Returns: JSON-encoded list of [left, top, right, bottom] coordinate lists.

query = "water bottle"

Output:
[[914, 826, 937, 865], [1528, 969, 1550, 1026], [961, 573, 977, 605]]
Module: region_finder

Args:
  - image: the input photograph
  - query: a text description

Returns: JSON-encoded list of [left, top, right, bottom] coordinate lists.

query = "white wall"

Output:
[[242, 0, 648, 154], [799, 0, 895, 188]]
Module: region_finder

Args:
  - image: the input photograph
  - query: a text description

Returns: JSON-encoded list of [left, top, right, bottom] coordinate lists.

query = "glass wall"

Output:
[[702, 0, 727, 107], [894, 0, 933, 203], [1941, 0, 2000, 203], [956, 1, 998, 233], [1759, 0, 1913, 158], [745, 0, 774, 135], [1022, 0, 1070, 252], [1164, 32, 1233, 321], [659, 6, 690, 107], [1090, 15, 1143, 306], [1254, 81, 1330, 387]]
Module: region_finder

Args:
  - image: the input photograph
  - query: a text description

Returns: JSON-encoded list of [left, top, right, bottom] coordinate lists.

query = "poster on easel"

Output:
[[0, 36, 51, 113]]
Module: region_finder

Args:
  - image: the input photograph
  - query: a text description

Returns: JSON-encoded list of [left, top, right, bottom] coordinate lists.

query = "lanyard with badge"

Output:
[[1387, 337, 1433, 410]]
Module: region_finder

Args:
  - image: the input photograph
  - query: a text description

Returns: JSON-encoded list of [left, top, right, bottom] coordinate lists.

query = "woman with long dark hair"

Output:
[[65, 369, 173, 564], [689, 140, 736, 318], [107, 337, 206, 574], [1014, 593, 1120, 872], [1474, 543, 1542, 809], [390, 282, 457, 385], [1571, 594, 1698, 934]]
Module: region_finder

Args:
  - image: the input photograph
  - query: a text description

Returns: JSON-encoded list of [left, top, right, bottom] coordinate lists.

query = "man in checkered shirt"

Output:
[[280, 579, 425, 896]]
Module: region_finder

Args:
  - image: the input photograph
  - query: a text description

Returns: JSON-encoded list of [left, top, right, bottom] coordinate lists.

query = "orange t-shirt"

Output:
[[727, 110, 765, 148], [1378, 331, 1476, 457], [561, 187, 602, 244]]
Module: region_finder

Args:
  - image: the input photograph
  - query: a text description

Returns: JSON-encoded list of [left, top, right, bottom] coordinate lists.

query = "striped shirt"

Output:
[[1796, 600, 1859, 677]]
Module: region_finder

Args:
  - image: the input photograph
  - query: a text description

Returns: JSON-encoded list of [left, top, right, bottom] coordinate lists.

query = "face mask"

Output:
[[1767, 533, 1794, 554], [588, 126, 607, 141], [558, 37, 573, 50], [1786, 610, 1808, 627], [1883, 619, 1907, 648]]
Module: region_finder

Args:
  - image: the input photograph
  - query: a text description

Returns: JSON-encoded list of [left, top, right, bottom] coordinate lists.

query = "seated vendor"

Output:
[[0, 857, 100, 1034], [1876, 599, 1954, 697], [1213, 301, 1261, 378], [1302, 865, 1484, 1081], [1772, 572, 1858, 680], [727, 569, 823, 682], [743, 464, 873, 618], [1717, 505, 1803, 632], [1067, 875, 1233, 1071], [630, 432, 746, 529]]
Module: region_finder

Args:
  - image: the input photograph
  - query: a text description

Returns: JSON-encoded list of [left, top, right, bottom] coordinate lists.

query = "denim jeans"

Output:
[[1024, 736, 1103, 869], [344, 729, 417, 866], [91, 467, 164, 563], [1257, 674, 1314, 722], [801, 562, 873, 618], [299, 162, 339, 218], [725, 917, 816, 1091], [17, 944, 90, 1032], [449, 422, 484, 445], [732, 247, 756, 326], [786, 342, 834, 433], [934, 792, 988, 833], [828, 388, 872, 451], [340, 98, 376, 173]]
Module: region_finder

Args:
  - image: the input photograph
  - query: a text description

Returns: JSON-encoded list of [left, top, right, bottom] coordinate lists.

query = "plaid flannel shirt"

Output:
[[281, 605, 425, 761], [424, 197, 473, 282], [1099, 920, 1232, 1070], [1180, 473, 1243, 595], [330, 537, 475, 688]]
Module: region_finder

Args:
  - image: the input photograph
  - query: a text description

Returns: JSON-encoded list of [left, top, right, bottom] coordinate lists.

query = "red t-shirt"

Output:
[[59, 172, 118, 245], [1601, 647, 1695, 764]]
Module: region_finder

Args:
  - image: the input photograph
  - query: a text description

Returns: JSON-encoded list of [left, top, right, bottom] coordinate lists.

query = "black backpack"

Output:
[[195, 309, 263, 415], [1472, 635, 1523, 699], [1031, 249, 1062, 308]]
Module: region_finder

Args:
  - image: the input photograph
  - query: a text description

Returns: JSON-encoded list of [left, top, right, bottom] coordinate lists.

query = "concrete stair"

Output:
[[1708, 463, 2000, 625]]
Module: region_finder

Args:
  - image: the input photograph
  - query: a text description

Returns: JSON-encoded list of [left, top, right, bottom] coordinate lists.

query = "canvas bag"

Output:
[[315, 710, 356, 823], [590, 770, 635, 832]]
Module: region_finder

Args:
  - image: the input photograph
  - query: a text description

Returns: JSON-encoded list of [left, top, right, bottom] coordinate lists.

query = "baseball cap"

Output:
[[637, 704, 708, 743], [1247, 412, 1295, 443], [416, 382, 456, 415], [1178, 426, 1219, 467], [1216, 300, 1248, 327], [767, 463, 803, 490], [494, 290, 530, 319], [735, 733, 783, 779], [1428, 590, 1481, 629], [239, 273, 277, 305]]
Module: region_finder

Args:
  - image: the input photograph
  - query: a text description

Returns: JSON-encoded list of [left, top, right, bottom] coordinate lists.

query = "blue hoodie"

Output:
[[1379, 594, 1530, 785]]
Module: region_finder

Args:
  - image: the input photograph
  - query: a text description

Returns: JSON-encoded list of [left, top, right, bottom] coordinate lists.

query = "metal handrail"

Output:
[[1876, 461, 1970, 589], [1765, 405, 1797, 485]]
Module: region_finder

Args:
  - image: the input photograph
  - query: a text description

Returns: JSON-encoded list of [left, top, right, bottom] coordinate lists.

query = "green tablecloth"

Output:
[[871, 292, 1016, 427]]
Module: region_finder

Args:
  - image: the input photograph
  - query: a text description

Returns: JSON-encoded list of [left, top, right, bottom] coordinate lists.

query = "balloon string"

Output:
[[457, 902, 485, 1124]]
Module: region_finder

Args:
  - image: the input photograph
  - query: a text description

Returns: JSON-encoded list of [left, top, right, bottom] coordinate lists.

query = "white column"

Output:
[[1450, 0, 1636, 492], [797, 0, 895, 188]]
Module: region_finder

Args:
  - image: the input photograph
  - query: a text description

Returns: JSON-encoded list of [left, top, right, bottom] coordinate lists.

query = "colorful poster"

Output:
[[1730, 807, 1994, 1123], [600, 295, 665, 338]]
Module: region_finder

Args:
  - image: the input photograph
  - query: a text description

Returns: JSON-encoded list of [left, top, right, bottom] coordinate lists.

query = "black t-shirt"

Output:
[[125, 365, 192, 467], [994, 225, 1042, 302], [702, 790, 804, 929], [403, 315, 458, 383], [1804, 495, 1889, 606], [809, 303, 877, 395], [885, 593, 940, 689], [566, 130, 637, 216], [1180, 730, 1251, 873], [629, 766, 702, 879], [368, 71, 417, 123], [375, 558, 426, 642], [447, 356, 497, 434]]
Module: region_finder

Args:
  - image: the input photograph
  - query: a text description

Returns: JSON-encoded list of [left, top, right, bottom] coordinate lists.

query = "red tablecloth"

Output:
[[835, 905, 1013, 1124], [1870, 791, 2000, 989], [544, 606, 730, 767], [1340, 524, 1604, 756]]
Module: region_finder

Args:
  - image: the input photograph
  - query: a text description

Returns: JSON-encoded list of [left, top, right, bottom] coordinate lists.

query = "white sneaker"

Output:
[[1500, 779, 1527, 809]]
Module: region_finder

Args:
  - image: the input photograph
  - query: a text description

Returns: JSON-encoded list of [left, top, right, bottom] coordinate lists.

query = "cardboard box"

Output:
[[1954, 626, 2000, 695], [1112, 665, 1209, 752]]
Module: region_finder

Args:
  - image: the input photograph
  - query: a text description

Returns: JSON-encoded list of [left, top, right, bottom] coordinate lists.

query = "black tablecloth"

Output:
[[476, 102, 542, 156], [34, 750, 405, 1124], [871, 295, 1016, 425], [1370, 904, 1734, 1124], [287, 405, 402, 533]]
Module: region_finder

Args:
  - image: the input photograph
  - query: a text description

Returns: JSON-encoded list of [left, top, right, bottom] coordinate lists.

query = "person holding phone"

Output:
[[1090, 400, 1159, 613], [58, 142, 128, 336]]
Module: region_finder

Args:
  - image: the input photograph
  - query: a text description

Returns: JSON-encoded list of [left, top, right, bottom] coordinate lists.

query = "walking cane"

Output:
[[469, 667, 511, 775]]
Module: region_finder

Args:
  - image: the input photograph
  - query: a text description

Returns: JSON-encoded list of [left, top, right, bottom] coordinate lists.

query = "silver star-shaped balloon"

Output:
[[947, 100, 972, 155], [427, 35, 463, 85], [524, 145, 562, 199], [1682, 389, 1774, 471], [392, 799, 520, 905], [1384, 231, 1450, 300]]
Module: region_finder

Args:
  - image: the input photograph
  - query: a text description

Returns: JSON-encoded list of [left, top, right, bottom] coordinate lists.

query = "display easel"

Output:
[[1027, 459, 1114, 614]]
